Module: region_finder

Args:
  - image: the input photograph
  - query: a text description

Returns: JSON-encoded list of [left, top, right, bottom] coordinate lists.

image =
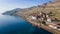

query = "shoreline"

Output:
[[19, 15, 60, 34]]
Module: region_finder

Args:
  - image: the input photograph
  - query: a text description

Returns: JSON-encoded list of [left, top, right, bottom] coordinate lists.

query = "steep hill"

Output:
[[16, 0, 60, 19]]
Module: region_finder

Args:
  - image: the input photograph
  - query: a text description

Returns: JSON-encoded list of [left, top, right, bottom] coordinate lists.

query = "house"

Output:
[[57, 24, 60, 30], [31, 16, 36, 20], [47, 17, 52, 23], [48, 23, 57, 29], [48, 23, 60, 31]]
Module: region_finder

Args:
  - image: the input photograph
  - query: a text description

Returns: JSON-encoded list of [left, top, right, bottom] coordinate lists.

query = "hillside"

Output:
[[2, 0, 60, 19], [16, 0, 60, 20]]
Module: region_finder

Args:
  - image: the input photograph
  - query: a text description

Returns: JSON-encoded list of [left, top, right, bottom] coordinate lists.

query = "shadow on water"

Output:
[[0, 15, 53, 34]]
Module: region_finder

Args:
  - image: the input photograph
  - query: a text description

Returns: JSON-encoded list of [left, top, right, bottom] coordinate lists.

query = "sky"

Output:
[[0, 0, 54, 13]]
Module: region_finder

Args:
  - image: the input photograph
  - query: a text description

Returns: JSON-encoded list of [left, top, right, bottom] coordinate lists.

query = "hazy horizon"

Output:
[[0, 0, 54, 14]]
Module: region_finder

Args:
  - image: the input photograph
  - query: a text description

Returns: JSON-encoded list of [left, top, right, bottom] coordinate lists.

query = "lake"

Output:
[[0, 15, 53, 34]]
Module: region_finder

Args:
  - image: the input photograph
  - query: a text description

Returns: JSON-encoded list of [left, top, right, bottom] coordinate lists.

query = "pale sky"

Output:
[[0, 0, 54, 14]]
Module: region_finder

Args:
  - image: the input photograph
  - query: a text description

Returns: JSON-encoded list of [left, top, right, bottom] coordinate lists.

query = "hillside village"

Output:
[[16, 0, 60, 34]]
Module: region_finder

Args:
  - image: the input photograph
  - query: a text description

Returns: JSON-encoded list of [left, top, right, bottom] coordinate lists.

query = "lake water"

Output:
[[0, 15, 53, 34]]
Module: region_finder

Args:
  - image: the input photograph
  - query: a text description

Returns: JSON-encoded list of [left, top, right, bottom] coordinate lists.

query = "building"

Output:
[[48, 23, 60, 31]]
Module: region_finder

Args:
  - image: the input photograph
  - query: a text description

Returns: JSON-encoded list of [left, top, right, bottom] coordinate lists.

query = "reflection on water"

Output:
[[0, 15, 53, 34]]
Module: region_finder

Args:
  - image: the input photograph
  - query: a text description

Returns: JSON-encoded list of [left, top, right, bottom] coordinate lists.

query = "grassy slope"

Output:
[[16, 0, 60, 22]]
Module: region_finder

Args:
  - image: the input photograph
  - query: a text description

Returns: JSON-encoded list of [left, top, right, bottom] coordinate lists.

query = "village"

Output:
[[28, 11, 60, 31], [19, 10, 60, 34]]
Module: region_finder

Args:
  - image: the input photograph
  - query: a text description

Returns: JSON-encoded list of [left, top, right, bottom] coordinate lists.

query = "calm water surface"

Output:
[[0, 15, 53, 34]]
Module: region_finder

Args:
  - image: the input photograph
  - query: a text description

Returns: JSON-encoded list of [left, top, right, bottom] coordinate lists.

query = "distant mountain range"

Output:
[[2, 6, 37, 16], [2, 8, 23, 16]]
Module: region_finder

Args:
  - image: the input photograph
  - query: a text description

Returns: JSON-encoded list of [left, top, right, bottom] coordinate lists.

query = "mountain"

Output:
[[2, 0, 60, 19], [16, 0, 60, 19], [2, 8, 23, 16], [2, 6, 38, 16]]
